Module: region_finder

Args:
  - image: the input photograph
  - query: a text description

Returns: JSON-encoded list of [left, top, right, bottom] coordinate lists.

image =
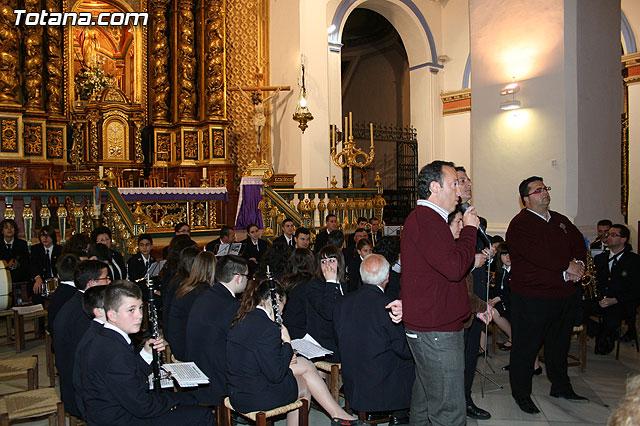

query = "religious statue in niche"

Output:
[[237, 86, 281, 149]]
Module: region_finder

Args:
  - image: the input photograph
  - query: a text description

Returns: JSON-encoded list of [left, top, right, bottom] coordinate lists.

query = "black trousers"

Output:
[[463, 318, 482, 405], [584, 300, 633, 340], [509, 292, 576, 399]]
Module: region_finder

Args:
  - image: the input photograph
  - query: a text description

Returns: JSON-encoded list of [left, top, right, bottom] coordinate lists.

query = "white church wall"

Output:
[[443, 113, 471, 172], [441, 0, 470, 92]]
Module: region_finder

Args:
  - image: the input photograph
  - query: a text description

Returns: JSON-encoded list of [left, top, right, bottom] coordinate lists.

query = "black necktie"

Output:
[[44, 248, 52, 278], [289, 239, 294, 247], [6, 243, 11, 253]]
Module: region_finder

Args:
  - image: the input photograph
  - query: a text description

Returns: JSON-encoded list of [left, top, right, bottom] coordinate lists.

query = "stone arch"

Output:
[[622, 10, 637, 54]]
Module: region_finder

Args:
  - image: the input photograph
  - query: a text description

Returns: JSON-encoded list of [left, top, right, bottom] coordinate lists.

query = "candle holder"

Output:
[[330, 112, 376, 188], [200, 178, 209, 187]]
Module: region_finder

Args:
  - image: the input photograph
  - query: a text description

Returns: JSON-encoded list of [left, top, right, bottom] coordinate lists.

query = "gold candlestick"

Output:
[[330, 112, 376, 188]]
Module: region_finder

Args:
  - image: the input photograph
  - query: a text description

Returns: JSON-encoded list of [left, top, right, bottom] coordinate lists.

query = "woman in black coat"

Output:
[[226, 279, 362, 425], [281, 248, 316, 339]]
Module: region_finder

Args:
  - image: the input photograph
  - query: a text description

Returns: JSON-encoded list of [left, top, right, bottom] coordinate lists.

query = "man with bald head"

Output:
[[334, 254, 414, 425]]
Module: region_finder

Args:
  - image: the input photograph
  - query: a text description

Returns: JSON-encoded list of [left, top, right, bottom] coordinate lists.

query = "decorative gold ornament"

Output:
[[0, 168, 19, 190], [331, 113, 376, 188], [292, 61, 313, 133], [178, 0, 197, 120], [24, 124, 43, 156], [0, 0, 20, 105]]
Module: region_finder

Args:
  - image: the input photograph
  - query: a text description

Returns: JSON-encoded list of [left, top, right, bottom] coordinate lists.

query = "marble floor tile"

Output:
[[533, 395, 612, 424]]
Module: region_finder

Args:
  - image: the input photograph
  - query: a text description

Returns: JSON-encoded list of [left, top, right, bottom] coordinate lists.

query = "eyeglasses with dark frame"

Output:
[[527, 186, 551, 196]]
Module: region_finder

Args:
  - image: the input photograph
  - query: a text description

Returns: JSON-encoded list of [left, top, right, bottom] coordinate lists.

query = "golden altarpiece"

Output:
[[0, 0, 274, 230]]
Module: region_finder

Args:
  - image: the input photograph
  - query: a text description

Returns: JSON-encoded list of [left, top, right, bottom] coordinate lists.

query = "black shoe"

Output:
[[550, 390, 589, 403], [502, 364, 510, 371], [389, 415, 409, 425], [231, 413, 250, 425], [533, 367, 543, 376], [514, 396, 540, 414], [331, 419, 368, 426], [466, 402, 491, 420], [365, 413, 389, 422]]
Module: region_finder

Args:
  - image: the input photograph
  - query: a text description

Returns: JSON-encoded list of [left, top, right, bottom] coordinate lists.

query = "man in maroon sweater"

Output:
[[401, 160, 479, 426], [506, 176, 587, 414]]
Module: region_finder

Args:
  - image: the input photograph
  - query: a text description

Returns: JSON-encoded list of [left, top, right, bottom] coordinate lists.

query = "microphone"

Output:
[[459, 202, 491, 247]]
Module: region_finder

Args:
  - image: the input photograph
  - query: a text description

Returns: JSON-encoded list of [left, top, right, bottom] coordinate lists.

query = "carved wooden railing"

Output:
[[259, 175, 386, 240]]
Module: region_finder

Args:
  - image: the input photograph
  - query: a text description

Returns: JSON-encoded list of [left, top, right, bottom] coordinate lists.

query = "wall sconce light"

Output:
[[292, 59, 314, 133], [500, 78, 521, 110]]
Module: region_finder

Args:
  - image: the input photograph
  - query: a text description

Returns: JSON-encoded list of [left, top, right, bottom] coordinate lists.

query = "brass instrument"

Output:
[[581, 252, 601, 301]]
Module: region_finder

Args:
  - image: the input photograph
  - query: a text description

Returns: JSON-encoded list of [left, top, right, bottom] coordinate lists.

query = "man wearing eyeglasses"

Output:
[[586, 224, 640, 354], [506, 176, 587, 414]]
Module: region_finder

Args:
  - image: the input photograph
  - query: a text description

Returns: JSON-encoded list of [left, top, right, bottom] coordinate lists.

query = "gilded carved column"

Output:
[[0, 0, 21, 104], [177, 0, 197, 121], [45, 0, 64, 114], [151, 0, 170, 122], [133, 117, 144, 162], [23, 0, 44, 110], [204, 0, 225, 119], [87, 110, 100, 161]]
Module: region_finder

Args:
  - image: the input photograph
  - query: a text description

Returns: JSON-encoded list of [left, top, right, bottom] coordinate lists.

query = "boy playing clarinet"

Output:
[[78, 281, 214, 426]]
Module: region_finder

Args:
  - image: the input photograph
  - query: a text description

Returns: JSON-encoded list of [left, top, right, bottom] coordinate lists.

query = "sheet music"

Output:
[[161, 362, 210, 388], [291, 334, 333, 359], [148, 369, 174, 390]]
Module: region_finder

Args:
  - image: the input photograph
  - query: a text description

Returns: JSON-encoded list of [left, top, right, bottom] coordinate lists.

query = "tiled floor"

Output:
[[0, 326, 637, 425]]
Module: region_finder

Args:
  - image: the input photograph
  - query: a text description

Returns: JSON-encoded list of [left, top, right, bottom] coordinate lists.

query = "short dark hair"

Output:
[[38, 225, 57, 244], [295, 227, 310, 238], [597, 219, 613, 228], [56, 253, 80, 281], [215, 255, 248, 283], [88, 243, 112, 262], [611, 224, 630, 241], [357, 217, 368, 224], [90, 226, 112, 242], [325, 214, 336, 223], [354, 227, 367, 235], [246, 223, 258, 233], [0, 219, 18, 234], [489, 235, 504, 245], [369, 217, 379, 223], [282, 218, 294, 227], [327, 230, 344, 248], [82, 285, 106, 318], [417, 160, 455, 200], [104, 280, 142, 314], [518, 176, 544, 204], [220, 225, 234, 239], [454, 166, 467, 173], [374, 236, 400, 265], [137, 233, 153, 244], [74, 260, 108, 291], [62, 233, 91, 257], [174, 222, 189, 233]]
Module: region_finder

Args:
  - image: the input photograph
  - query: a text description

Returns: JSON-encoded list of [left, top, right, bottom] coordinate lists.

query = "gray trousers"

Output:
[[405, 329, 466, 426]]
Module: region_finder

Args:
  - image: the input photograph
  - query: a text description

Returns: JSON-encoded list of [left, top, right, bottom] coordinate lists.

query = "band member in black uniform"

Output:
[[127, 234, 156, 288], [0, 219, 31, 298], [30, 225, 62, 298], [91, 226, 126, 282]]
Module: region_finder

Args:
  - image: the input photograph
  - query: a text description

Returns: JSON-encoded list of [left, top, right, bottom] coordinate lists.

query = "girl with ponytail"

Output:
[[226, 279, 365, 426]]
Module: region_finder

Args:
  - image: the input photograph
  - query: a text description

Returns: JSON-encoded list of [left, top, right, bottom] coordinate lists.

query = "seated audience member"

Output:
[[162, 222, 191, 259], [347, 217, 369, 247], [347, 239, 373, 293], [489, 243, 513, 350], [374, 236, 401, 300], [334, 254, 413, 424], [368, 217, 383, 247], [79, 281, 214, 426], [0, 219, 31, 297], [241, 223, 269, 277], [91, 226, 126, 281], [585, 224, 640, 355], [294, 227, 311, 250], [185, 255, 248, 406], [255, 240, 292, 280], [88, 243, 120, 281], [61, 233, 92, 258], [73, 285, 107, 419], [167, 251, 216, 361], [281, 248, 316, 339], [226, 279, 364, 425], [590, 219, 613, 250], [127, 233, 156, 284], [205, 225, 236, 253], [306, 245, 347, 362], [314, 214, 339, 253], [30, 225, 62, 298], [162, 246, 199, 341], [47, 253, 80, 330], [344, 228, 368, 266], [274, 218, 296, 248], [53, 260, 111, 418], [608, 374, 640, 426]]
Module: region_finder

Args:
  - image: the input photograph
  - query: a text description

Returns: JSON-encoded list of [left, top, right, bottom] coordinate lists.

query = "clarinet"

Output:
[[146, 266, 162, 393], [266, 266, 283, 325]]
